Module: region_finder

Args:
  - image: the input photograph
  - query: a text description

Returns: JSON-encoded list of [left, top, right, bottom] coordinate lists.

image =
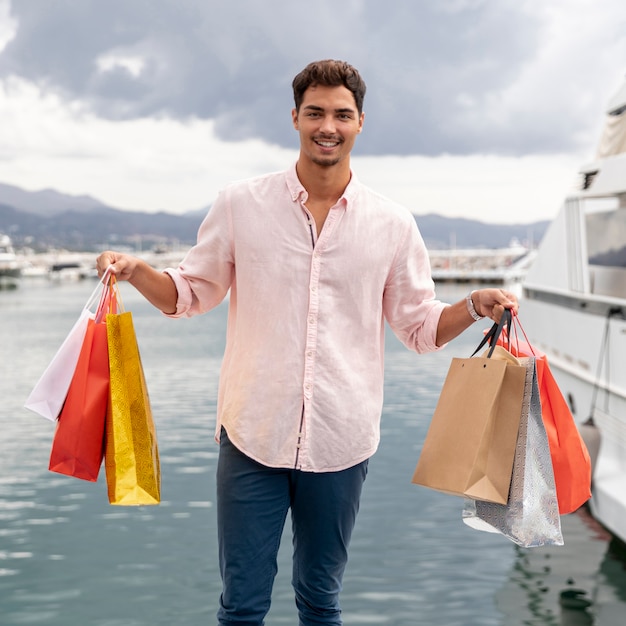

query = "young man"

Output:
[[96, 59, 518, 626]]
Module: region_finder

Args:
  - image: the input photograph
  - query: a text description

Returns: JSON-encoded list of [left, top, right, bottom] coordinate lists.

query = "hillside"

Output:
[[0, 183, 549, 252], [415, 213, 547, 249], [0, 203, 205, 252]]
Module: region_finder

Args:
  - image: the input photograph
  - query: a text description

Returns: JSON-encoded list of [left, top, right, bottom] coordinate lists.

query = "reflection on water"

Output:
[[2, 280, 626, 625], [497, 505, 626, 625]]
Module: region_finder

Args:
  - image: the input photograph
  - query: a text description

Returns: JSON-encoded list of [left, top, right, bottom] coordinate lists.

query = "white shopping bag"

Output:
[[24, 309, 94, 420], [24, 268, 112, 421]]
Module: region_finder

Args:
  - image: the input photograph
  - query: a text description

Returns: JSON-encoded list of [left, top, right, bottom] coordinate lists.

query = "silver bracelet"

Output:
[[466, 290, 484, 321]]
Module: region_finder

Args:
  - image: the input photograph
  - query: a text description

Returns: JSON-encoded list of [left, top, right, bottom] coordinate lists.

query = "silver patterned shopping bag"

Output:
[[462, 354, 563, 548]]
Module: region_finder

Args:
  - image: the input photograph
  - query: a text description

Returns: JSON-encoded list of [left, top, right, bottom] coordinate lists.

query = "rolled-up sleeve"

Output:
[[161, 190, 234, 319], [383, 218, 448, 353], [161, 268, 195, 318]]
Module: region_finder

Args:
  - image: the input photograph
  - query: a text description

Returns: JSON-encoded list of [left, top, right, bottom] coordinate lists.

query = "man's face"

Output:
[[292, 85, 364, 168]]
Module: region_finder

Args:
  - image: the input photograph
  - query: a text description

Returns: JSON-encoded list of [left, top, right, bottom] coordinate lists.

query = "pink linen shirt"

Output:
[[164, 164, 448, 472]]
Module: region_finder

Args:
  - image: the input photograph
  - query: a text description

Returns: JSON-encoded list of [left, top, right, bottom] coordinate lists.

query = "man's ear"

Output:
[[292, 108, 299, 130]]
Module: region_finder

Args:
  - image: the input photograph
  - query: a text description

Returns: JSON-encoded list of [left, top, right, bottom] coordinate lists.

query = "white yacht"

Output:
[[0, 233, 21, 287], [522, 77, 626, 545]]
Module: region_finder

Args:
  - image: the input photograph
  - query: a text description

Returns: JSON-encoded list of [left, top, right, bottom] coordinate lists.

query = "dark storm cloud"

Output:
[[0, 0, 596, 156]]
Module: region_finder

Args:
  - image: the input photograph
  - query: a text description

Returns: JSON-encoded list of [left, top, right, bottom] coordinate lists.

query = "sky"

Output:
[[0, 0, 625, 224]]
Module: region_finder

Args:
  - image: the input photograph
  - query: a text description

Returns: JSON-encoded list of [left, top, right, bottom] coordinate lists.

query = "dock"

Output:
[[429, 245, 536, 284], [14, 245, 537, 285]]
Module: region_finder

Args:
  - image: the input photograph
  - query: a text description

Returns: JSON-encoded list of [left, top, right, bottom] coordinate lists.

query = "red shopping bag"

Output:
[[48, 318, 109, 480], [48, 276, 118, 481], [496, 321, 592, 514]]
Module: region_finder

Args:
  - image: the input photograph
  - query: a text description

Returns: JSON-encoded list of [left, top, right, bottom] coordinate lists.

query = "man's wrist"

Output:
[[466, 290, 484, 321]]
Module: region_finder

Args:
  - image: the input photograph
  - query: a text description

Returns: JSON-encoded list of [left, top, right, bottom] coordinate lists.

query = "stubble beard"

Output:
[[311, 155, 341, 167], [309, 134, 344, 168]]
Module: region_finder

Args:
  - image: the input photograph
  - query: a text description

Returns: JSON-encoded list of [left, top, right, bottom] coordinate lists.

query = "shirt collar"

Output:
[[286, 162, 360, 210]]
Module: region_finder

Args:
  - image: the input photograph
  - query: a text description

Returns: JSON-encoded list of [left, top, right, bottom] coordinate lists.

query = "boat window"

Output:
[[582, 171, 598, 190], [586, 207, 626, 296]]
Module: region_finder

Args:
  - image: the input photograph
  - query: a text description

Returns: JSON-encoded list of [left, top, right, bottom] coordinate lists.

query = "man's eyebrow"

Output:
[[302, 104, 356, 114]]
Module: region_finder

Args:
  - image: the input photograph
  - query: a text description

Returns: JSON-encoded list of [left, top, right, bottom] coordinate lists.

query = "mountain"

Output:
[[0, 182, 110, 216], [0, 202, 204, 252], [415, 213, 548, 249], [0, 183, 208, 251], [0, 183, 549, 252]]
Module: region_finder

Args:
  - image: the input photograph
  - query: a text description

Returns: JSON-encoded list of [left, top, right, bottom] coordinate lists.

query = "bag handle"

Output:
[[94, 272, 123, 323], [498, 312, 536, 357], [471, 308, 512, 358], [83, 266, 113, 312]]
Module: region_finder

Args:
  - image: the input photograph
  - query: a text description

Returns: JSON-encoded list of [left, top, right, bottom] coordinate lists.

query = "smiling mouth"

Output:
[[314, 137, 341, 148]]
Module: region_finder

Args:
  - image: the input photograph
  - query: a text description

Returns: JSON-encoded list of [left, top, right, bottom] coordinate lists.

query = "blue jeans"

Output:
[[216, 428, 368, 626]]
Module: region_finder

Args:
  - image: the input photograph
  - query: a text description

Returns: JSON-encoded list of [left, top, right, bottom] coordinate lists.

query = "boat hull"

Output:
[[0, 265, 21, 288], [521, 287, 626, 543]]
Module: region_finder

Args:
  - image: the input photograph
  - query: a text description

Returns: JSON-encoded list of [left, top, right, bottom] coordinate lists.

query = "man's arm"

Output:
[[96, 251, 179, 315], [436, 288, 519, 347]]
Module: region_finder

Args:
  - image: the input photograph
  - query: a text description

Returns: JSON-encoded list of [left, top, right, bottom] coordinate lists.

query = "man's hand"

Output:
[[470, 288, 519, 322], [96, 251, 140, 281], [95, 250, 179, 314], [436, 288, 520, 347]]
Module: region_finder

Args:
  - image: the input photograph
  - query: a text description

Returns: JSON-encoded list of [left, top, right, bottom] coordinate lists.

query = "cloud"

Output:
[[0, 75, 295, 213], [0, 74, 580, 224], [353, 152, 582, 224], [0, 0, 15, 52], [96, 52, 145, 79], [0, 0, 624, 224], [2, 0, 625, 157]]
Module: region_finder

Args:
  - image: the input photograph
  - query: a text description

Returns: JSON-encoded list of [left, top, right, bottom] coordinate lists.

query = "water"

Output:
[[2, 279, 626, 625]]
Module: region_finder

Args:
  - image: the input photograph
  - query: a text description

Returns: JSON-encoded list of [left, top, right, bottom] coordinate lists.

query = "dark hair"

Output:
[[292, 60, 366, 115]]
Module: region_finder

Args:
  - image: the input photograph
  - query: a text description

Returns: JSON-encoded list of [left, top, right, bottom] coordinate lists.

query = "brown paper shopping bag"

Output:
[[412, 311, 526, 504]]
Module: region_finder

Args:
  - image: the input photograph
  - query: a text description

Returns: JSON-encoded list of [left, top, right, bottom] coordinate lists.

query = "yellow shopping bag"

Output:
[[104, 310, 161, 505]]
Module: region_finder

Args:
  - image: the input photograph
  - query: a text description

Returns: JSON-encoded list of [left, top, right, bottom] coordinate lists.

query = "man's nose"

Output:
[[319, 115, 336, 133]]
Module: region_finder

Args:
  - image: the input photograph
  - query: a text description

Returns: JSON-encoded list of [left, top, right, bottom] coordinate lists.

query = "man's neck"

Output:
[[295, 159, 352, 203]]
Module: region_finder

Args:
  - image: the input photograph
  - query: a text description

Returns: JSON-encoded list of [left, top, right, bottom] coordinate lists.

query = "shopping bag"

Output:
[[412, 310, 526, 504], [24, 273, 112, 421], [495, 320, 592, 514], [462, 356, 564, 547], [47, 276, 118, 481], [104, 310, 160, 505], [539, 362, 591, 513]]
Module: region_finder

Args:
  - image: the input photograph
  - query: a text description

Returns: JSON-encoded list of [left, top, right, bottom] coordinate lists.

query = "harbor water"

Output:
[[2, 279, 626, 625]]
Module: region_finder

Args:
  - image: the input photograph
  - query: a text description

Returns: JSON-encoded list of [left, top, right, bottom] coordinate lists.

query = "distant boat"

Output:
[[48, 261, 97, 281], [522, 77, 626, 544], [429, 241, 536, 284], [0, 234, 21, 288]]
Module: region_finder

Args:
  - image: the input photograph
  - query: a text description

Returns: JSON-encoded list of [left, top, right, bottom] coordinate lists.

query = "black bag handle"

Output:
[[470, 308, 512, 358]]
